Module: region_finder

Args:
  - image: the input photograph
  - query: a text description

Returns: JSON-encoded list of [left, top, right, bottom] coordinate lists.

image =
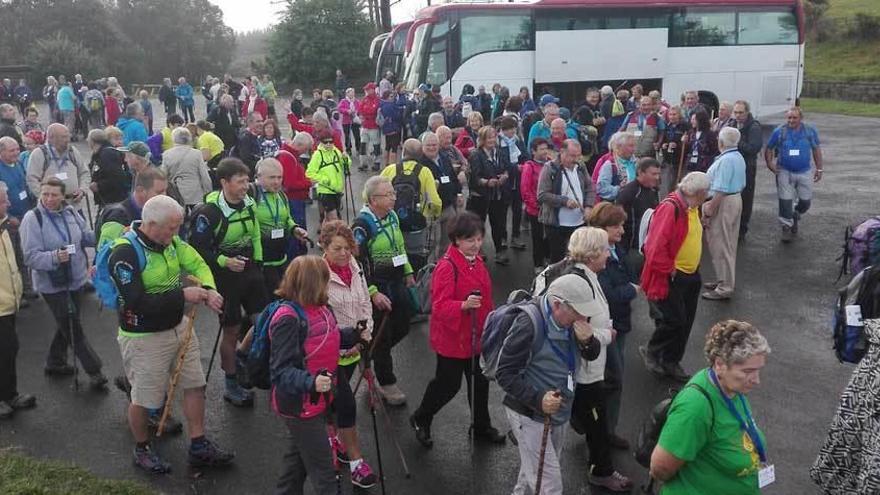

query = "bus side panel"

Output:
[[447, 51, 534, 100], [666, 45, 801, 118], [535, 29, 668, 83]]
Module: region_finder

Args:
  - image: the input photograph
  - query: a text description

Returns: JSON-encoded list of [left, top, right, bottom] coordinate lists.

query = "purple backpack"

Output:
[[839, 216, 880, 280]]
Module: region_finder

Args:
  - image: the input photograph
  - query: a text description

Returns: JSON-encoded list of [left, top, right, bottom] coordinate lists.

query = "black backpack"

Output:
[[392, 162, 427, 232], [634, 384, 714, 468]]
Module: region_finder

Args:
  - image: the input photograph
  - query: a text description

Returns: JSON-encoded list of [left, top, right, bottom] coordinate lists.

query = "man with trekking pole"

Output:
[[495, 274, 604, 494], [109, 195, 233, 473]]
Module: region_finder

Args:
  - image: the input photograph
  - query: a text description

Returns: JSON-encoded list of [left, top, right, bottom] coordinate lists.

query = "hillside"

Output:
[[805, 0, 880, 82]]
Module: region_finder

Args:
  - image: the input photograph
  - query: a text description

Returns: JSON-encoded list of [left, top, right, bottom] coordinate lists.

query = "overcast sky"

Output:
[[210, 0, 422, 33]]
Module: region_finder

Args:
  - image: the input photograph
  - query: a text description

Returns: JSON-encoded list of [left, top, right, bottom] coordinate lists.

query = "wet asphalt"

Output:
[[0, 100, 874, 494]]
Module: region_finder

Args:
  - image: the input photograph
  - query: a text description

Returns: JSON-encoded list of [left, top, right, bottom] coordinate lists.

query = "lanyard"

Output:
[[46, 210, 71, 244], [47, 146, 69, 170], [708, 369, 767, 463], [542, 299, 576, 374], [260, 187, 281, 225], [561, 167, 581, 206]]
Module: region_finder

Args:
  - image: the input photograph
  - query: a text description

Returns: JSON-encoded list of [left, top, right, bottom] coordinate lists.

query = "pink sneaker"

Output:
[[351, 460, 378, 488], [330, 436, 349, 464]]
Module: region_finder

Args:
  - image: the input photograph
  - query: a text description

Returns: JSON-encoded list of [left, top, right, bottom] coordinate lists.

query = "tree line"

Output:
[[0, 0, 235, 88]]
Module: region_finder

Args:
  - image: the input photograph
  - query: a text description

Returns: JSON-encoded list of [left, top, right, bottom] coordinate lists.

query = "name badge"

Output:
[[633, 130, 643, 137], [56, 172, 68, 180], [66, 244, 76, 255], [567, 374, 574, 392], [789, 149, 800, 157], [846, 305, 864, 327], [271, 228, 285, 239], [758, 464, 775, 488], [18, 190, 27, 201], [440, 175, 451, 184], [689, 156, 698, 164], [392, 254, 408, 267]]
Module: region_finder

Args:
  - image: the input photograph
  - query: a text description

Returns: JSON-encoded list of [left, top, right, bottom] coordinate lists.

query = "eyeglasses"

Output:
[[321, 140, 334, 144], [373, 192, 397, 198]]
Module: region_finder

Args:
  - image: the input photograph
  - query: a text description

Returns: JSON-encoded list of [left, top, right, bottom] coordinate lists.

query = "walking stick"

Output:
[[353, 312, 389, 395], [84, 193, 94, 231], [67, 288, 80, 392], [468, 291, 480, 454], [205, 322, 223, 382], [534, 414, 552, 495], [157, 304, 198, 437], [675, 135, 688, 185]]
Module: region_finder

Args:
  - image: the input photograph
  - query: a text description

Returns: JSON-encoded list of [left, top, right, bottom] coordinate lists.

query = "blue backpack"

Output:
[[93, 230, 147, 310], [240, 299, 308, 390], [480, 300, 546, 381]]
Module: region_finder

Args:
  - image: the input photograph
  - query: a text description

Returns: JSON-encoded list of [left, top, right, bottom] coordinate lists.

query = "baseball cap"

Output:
[[418, 83, 431, 93], [117, 141, 150, 158], [545, 274, 603, 319], [539, 94, 560, 107]]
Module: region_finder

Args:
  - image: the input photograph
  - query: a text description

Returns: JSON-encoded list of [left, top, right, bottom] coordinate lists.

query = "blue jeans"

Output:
[[604, 330, 628, 434]]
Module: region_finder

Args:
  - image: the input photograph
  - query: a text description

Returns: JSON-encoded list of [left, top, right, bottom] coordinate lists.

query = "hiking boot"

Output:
[[224, 377, 254, 407], [509, 237, 527, 250], [379, 384, 406, 406], [351, 460, 378, 489], [114, 375, 132, 399], [133, 443, 172, 474], [638, 346, 665, 377], [9, 393, 36, 410], [0, 402, 13, 419], [188, 437, 235, 467], [609, 433, 630, 450], [472, 426, 507, 444], [495, 254, 510, 265], [409, 414, 433, 448], [588, 471, 634, 492], [331, 436, 349, 464], [702, 281, 720, 290], [147, 410, 183, 435], [664, 363, 691, 383], [781, 225, 793, 243], [44, 363, 75, 376], [701, 289, 731, 301], [89, 372, 109, 390]]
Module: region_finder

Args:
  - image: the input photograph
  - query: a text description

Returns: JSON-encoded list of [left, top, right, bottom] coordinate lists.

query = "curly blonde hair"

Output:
[[704, 320, 771, 366]]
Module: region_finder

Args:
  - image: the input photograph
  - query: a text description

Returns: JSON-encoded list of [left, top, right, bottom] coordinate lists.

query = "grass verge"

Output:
[[0, 450, 154, 495], [800, 97, 880, 118], [805, 39, 880, 82]]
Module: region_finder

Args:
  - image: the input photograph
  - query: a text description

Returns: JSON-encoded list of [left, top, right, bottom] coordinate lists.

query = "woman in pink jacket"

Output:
[[409, 211, 507, 448], [520, 137, 552, 272], [337, 88, 361, 156]]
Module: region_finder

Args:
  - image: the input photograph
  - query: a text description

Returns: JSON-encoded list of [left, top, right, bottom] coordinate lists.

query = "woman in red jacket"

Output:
[[104, 87, 122, 127], [276, 142, 312, 259], [409, 211, 507, 448], [520, 137, 552, 273], [454, 111, 483, 159]]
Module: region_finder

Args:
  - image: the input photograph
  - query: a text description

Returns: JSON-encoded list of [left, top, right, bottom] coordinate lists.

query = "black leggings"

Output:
[[343, 123, 361, 153], [572, 381, 614, 477], [467, 195, 508, 254], [527, 214, 545, 268], [413, 353, 491, 430], [335, 363, 357, 428]]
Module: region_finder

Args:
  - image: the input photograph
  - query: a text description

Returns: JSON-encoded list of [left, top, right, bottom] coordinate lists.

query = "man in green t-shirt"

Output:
[[654, 368, 766, 494]]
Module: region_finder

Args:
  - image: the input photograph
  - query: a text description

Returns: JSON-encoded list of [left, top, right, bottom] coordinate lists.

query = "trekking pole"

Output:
[[84, 193, 94, 231], [359, 341, 388, 495], [157, 304, 198, 437], [535, 413, 552, 495], [67, 287, 79, 392], [353, 312, 389, 395], [468, 290, 480, 455], [205, 322, 223, 382], [311, 370, 343, 495], [675, 135, 688, 185]]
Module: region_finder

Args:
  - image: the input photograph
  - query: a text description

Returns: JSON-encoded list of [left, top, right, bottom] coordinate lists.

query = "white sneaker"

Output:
[[380, 384, 407, 406]]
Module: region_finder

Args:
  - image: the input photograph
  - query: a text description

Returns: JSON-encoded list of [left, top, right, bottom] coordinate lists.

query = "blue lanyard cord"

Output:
[[260, 187, 281, 225], [46, 146, 69, 170], [46, 210, 71, 245], [708, 369, 767, 463], [542, 299, 576, 374], [366, 211, 400, 254]]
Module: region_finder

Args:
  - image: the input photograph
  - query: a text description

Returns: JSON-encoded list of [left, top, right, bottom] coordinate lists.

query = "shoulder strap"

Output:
[[33, 208, 43, 228], [685, 383, 715, 427], [442, 255, 458, 286], [412, 162, 423, 180], [122, 230, 147, 270], [520, 302, 547, 357]]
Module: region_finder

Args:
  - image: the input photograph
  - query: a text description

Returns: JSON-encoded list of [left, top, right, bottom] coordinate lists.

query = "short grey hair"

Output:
[[600, 85, 613, 96], [719, 101, 733, 112], [567, 226, 608, 264], [171, 127, 192, 145], [705, 320, 771, 366], [0, 103, 14, 116], [609, 131, 635, 151], [420, 131, 439, 145], [718, 127, 741, 149], [0, 136, 19, 152], [291, 132, 313, 150], [46, 123, 68, 139], [427, 112, 444, 129], [401, 138, 422, 160], [125, 102, 142, 117], [256, 157, 282, 176], [363, 175, 392, 203], [142, 195, 183, 225], [86, 129, 108, 148], [678, 171, 711, 196]]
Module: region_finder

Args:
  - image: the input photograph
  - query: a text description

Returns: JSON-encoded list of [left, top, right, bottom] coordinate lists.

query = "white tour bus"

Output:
[[372, 0, 805, 118]]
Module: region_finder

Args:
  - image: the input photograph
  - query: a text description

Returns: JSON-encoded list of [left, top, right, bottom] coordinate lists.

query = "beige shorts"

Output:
[[117, 316, 206, 409]]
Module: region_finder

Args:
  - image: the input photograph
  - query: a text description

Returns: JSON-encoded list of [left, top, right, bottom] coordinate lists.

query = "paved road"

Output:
[[0, 101, 872, 494]]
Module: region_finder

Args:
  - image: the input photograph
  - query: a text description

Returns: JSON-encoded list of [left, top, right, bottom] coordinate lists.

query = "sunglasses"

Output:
[[321, 140, 334, 144]]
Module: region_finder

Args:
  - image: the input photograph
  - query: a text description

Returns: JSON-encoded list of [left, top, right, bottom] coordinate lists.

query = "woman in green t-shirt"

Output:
[[650, 320, 771, 494]]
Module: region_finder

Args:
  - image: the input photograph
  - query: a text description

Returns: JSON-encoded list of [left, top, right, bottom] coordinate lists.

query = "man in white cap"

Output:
[[497, 274, 604, 495]]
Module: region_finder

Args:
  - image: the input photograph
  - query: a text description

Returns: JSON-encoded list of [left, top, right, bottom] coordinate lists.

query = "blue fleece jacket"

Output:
[[21, 203, 96, 294], [0, 159, 31, 219], [117, 117, 148, 145]]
